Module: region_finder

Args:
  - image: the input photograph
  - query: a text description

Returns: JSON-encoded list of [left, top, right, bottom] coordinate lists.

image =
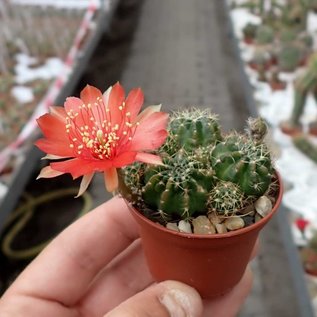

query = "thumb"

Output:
[[104, 280, 203, 317]]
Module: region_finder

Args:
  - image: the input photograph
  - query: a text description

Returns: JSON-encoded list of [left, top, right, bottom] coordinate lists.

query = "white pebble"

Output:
[[255, 196, 272, 218], [215, 223, 228, 234], [178, 220, 192, 233], [192, 216, 216, 234], [166, 222, 179, 232], [208, 212, 222, 225], [224, 217, 245, 231]]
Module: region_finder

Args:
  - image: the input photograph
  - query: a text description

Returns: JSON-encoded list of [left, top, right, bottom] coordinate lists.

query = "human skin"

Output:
[[0, 196, 255, 317]]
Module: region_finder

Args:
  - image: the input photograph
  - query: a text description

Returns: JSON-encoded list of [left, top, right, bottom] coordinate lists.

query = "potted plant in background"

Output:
[[35, 82, 283, 298], [301, 230, 317, 276]]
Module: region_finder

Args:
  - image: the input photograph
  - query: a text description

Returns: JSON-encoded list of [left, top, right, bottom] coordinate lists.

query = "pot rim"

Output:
[[127, 171, 283, 240]]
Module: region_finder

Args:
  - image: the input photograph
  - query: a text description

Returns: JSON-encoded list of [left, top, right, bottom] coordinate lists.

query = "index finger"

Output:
[[5, 196, 139, 306]]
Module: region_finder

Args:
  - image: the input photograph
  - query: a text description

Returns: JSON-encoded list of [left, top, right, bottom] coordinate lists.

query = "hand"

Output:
[[0, 196, 254, 317]]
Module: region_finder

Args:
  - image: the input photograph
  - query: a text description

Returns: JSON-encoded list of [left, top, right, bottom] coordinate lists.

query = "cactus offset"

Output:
[[166, 109, 222, 153], [211, 121, 273, 196], [207, 181, 245, 216], [246, 117, 267, 144]]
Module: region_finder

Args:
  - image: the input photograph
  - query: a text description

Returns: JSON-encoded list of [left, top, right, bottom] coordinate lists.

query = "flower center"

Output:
[[65, 98, 136, 159]]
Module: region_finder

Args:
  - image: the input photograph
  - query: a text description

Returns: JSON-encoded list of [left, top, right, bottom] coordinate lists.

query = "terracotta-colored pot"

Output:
[[301, 248, 317, 277], [128, 173, 283, 298], [308, 122, 317, 137], [243, 37, 254, 45], [279, 121, 303, 137], [269, 80, 286, 91]]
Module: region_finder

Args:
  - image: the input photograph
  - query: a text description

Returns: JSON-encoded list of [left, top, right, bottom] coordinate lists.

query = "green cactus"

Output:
[[164, 109, 222, 153], [242, 23, 258, 42], [122, 151, 216, 220], [298, 31, 313, 48], [273, 1, 308, 31], [250, 48, 271, 70], [0, 75, 13, 93], [207, 181, 245, 216], [211, 133, 273, 196], [255, 25, 274, 45], [281, 53, 317, 130], [246, 117, 268, 144], [277, 44, 302, 72], [293, 134, 317, 164], [142, 153, 216, 219], [279, 29, 297, 43], [120, 111, 274, 223]]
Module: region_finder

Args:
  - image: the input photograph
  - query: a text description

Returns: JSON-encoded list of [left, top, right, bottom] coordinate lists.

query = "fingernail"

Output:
[[159, 282, 202, 317]]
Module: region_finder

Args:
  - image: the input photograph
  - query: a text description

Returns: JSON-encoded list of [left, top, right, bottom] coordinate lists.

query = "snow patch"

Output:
[[11, 86, 34, 104], [15, 57, 63, 84]]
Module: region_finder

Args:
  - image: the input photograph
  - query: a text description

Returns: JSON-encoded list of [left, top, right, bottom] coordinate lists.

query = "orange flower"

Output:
[[35, 83, 169, 195]]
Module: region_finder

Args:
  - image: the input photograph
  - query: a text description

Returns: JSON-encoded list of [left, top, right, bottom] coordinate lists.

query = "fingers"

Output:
[[5, 196, 140, 306], [103, 268, 252, 317], [104, 281, 203, 317], [79, 239, 155, 315], [203, 266, 253, 317], [78, 220, 259, 316], [250, 238, 260, 261], [80, 238, 259, 316]]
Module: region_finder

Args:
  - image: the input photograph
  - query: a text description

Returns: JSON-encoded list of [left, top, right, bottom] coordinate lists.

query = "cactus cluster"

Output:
[[120, 110, 274, 223]]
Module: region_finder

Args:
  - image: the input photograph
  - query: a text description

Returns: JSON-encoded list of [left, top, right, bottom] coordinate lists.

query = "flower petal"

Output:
[[76, 172, 94, 197], [111, 151, 137, 167], [104, 167, 118, 192], [41, 154, 68, 160], [129, 112, 169, 151], [64, 97, 83, 114], [102, 85, 112, 107], [125, 87, 144, 121], [135, 152, 163, 165], [80, 85, 103, 106], [37, 113, 68, 142], [36, 166, 65, 179], [50, 158, 112, 178], [35, 138, 74, 157], [49, 106, 67, 122], [135, 104, 161, 123], [107, 82, 125, 125]]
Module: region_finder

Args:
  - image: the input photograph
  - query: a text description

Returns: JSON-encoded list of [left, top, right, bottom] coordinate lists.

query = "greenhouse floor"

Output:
[[77, 0, 307, 316]]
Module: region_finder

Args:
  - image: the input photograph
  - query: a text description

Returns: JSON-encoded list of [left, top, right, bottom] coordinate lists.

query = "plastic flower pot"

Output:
[[301, 247, 317, 277], [128, 172, 283, 298]]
